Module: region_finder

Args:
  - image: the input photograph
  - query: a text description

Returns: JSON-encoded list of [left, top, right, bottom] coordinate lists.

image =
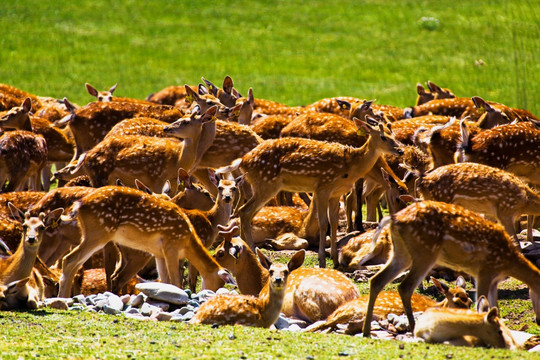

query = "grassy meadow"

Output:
[[1, 0, 540, 358]]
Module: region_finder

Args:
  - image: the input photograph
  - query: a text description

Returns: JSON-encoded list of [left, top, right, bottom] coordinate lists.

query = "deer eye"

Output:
[[216, 250, 224, 258], [269, 270, 274, 276]]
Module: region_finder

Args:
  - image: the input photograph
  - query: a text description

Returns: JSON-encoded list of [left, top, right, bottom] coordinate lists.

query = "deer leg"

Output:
[[527, 215, 535, 242], [59, 238, 110, 298], [475, 272, 498, 307], [398, 259, 437, 331], [353, 179, 365, 232], [111, 247, 152, 293], [103, 242, 121, 291], [155, 256, 170, 284], [328, 197, 340, 266], [344, 190, 355, 233], [188, 262, 199, 293], [193, 168, 218, 197], [497, 211, 519, 244], [314, 191, 331, 268]]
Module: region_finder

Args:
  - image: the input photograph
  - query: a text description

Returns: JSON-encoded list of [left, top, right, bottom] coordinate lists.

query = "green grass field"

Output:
[[1, 0, 540, 358]]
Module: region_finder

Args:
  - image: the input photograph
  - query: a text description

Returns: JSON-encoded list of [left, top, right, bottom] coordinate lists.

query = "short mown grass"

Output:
[[1, 0, 540, 357]]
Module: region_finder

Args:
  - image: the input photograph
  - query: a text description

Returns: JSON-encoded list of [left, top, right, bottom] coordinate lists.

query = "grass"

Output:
[[1, 0, 540, 357], [1, 1, 539, 113]]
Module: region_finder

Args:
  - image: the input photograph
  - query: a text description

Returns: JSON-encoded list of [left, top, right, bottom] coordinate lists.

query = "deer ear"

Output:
[[430, 277, 449, 295], [485, 307, 499, 323], [456, 275, 467, 290], [288, 250, 305, 272], [416, 83, 426, 95], [229, 244, 243, 260], [222, 76, 234, 94], [85, 83, 99, 97], [335, 99, 351, 111], [248, 88, 254, 106], [184, 85, 198, 105], [8, 203, 25, 223], [202, 78, 218, 96], [134, 179, 152, 194], [177, 168, 191, 189], [477, 295, 491, 313], [256, 248, 273, 270], [352, 117, 371, 136], [22, 97, 33, 113], [44, 208, 64, 228], [109, 83, 118, 94], [218, 269, 237, 286], [234, 174, 246, 187], [162, 181, 171, 197], [427, 81, 442, 93], [209, 170, 219, 187], [202, 106, 218, 122], [117, 178, 126, 187], [198, 84, 209, 96]]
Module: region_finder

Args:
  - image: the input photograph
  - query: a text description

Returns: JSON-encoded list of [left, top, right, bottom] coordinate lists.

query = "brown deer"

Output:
[[414, 162, 540, 242], [362, 200, 540, 337], [201, 75, 242, 108], [61, 107, 218, 193], [250, 114, 298, 139], [146, 84, 198, 112], [338, 226, 392, 271], [57, 186, 236, 297], [0, 98, 75, 190], [190, 249, 305, 328], [58, 98, 183, 159], [0, 130, 48, 192], [415, 81, 456, 106], [0, 84, 42, 111], [414, 296, 518, 349], [85, 83, 156, 105], [218, 118, 403, 267], [213, 223, 360, 323], [456, 121, 540, 186], [308, 276, 472, 334], [0, 203, 63, 309]]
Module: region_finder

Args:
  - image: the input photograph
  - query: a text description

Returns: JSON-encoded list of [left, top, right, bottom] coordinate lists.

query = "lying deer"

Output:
[[362, 200, 540, 337], [414, 296, 518, 349], [85, 83, 155, 105], [414, 162, 540, 242], [57, 186, 236, 297], [190, 249, 305, 328], [0, 203, 63, 309], [308, 276, 472, 334], [218, 117, 403, 267], [415, 81, 455, 106], [213, 223, 360, 323]]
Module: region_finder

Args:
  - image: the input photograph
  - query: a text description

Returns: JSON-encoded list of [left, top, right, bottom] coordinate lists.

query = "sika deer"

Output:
[[190, 249, 305, 328], [308, 276, 471, 334], [414, 296, 518, 349], [414, 162, 540, 242], [362, 200, 540, 337], [218, 118, 403, 267], [213, 223, 360, 323], [85, 83, 156, 105], [0, 204, 63, 309], [456, 121, 540, 186], [0, 130, 47, 192], [57, 186, 236, 297], [415, 81, 455, 106]]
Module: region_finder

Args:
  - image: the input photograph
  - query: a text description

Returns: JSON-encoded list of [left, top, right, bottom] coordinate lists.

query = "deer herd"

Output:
[[0, 77, 539, 350]]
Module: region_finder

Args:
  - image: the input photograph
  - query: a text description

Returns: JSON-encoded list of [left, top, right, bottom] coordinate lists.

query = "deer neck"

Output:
[[235, 251, 269, 296], [0, 241, 38, 283], [524, 188, 540, 215], [350, 136, 384, 178], [178, 134, 202, 173], [507, 252, 540, 295], [205, 198, 233, 244], [259, 281, 287, 328], [179, 121, 216, 173]]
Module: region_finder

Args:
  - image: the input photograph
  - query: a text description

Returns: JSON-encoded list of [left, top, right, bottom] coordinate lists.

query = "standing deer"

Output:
[[414, 162, 540, 242], [362, 200, 540, 337], [190, 249, 305, 328], [218, 118, 403, 267], [0, 203, 63, 309], [57, 186, 236, 297], [213, 223, 360, 323]]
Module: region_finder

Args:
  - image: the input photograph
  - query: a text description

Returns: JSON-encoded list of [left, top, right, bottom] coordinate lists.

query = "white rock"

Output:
[[135, 282, 189, 305]]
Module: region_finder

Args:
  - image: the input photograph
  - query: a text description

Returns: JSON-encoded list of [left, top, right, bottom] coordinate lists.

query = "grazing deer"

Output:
[[414, 162, 540, 242], [57, 186, 236, 297], [213, 224, 360, 323], [58, 98, 182, 159], [338, 226, 392, 271], [362, 200, 540, 337], [0, 130, 48, 192], [414, 296, 518, 349], [308, 276, 472, 334], [190, 249, 305, 328], [0, 98, 75, 190], [456, 121, 540, 186], [415, 81, 456, 106], [218, 118, 403, 267], [0, 203, 63, 309]]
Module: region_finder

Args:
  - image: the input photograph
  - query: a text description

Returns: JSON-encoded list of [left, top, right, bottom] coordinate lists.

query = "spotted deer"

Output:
[[57, 186, 236, 297], [0, 203, 63, 309], [85, 83, 155, 105], [414, 296, 518, 349], [338, 226, 392, 271], [413, 162, 540, 242], [456, 121, 540, 186], [145, 84, 198, 114], [0, 98, 75, 190], [201, 75, 242, 108], [190, 249, 304, 328], [0, 83, 42, 111], [61, 107, 218, 193], [0, 130, 48, 192], [218, 118, 403, 267], [308, 276, 471, 334], [362, 200, 540, 337], [213, 223, 360, 323], [250, 114, 298, 139], [58, 98, 182, 159]]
